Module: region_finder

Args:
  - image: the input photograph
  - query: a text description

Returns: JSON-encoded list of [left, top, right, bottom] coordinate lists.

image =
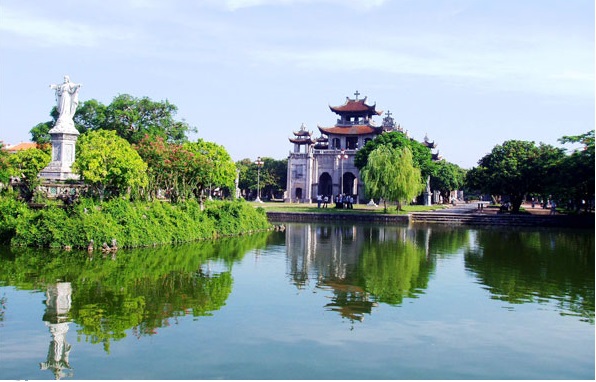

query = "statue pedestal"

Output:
[[40, 129, 79, 181], [422, 192, 432, 206]]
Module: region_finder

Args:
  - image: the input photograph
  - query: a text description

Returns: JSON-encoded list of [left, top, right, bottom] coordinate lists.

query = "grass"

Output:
[[249, 201, 448, 215]]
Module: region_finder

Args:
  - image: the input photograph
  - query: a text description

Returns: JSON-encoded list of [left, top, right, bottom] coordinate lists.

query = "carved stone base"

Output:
[[40, 131, 79, 181]]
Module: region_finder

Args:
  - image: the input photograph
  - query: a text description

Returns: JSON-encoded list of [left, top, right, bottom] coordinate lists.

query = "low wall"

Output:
[[267, 211, 409, 224], [409, 212, 594, 228], [267, 211, 594, 229]]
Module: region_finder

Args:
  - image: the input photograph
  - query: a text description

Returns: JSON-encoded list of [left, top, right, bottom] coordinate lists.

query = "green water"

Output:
[[0, 223, 593, 379]]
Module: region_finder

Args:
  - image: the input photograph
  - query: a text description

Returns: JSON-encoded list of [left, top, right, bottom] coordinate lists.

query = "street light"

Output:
[[254, 156, 264, 203], [337, 149, 348, 194]]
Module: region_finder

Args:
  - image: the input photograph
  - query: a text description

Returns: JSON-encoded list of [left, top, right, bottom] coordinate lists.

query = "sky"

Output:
[[0, 0, 593, 169]]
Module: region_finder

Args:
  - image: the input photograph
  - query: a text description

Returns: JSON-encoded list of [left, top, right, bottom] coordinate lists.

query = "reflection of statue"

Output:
[[49, 75, 82, 133], [40, 282, 73, 380]]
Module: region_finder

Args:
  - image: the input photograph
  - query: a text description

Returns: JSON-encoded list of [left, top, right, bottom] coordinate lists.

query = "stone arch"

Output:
[[342, 172, 357, 196], [318, 172, 333, 197]]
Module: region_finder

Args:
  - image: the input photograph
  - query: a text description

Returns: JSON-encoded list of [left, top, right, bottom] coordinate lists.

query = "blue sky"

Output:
[[0, 0, 593, 169]]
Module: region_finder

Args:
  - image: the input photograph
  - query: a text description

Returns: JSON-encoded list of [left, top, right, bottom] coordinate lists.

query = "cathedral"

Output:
[[285, 91, 440, 204]]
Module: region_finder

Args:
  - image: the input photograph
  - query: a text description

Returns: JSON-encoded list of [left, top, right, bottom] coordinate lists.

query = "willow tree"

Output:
[[361, 145, 425, 212]]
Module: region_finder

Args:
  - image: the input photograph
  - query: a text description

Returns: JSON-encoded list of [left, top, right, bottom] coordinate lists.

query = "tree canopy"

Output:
[[355, 131, 434, 178], [236, 157, 287, 200], [465, 140, 565, 212], [430, 160, 466, 203], [30, 95, 196, 145], [73, 130, 148, 200], [360, 145, 425, 211]]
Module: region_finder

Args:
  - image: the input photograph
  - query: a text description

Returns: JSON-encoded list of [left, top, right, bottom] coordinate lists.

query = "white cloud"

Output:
[[0, 5, 136, 48], [220, 0, 386, 11]]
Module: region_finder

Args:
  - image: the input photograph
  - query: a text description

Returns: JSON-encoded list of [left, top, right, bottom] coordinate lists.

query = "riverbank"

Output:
[[0, 196, 272, 249], [263, 201, 594, 228]]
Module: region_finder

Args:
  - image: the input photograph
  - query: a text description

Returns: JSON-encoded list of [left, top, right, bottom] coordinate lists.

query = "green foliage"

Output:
[[0, 143, 11, 186], [236, 157, 288, 200], [1, 196, 270, 248], [104, 94, 195, 144], [430, 160, 466, 202], [0, 194, 31, 244], [73, 130, 148, 200], [204, 199, 271, 236], [361, 146, 425, 211], [556, 130, 595, 211], [360, 236, 430, 305], [30, 95, 196, 146], [0, 232, 270, 351], [183, 139, 237, 197], [466, 140, 566, 212], [7, 147, 51, 201], [355, 131, 435, 178]]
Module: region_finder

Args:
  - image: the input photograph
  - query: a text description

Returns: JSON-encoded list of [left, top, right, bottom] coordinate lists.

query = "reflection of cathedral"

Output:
[[40, 282, 73, 379], [285, 223, 429, 322], [286, 91, 441, 203]]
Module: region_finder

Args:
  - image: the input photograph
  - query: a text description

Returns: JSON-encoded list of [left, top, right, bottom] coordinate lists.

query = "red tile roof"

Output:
[[329, 97, 382, 116], [318, 125, 381, 135], [4, 142, 38, 153]]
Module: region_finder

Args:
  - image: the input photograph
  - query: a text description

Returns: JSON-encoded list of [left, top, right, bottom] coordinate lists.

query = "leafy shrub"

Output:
[[4, 196, 271, 248]]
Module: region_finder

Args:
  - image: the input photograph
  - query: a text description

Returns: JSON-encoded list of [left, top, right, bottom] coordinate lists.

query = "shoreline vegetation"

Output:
[[0, 195, 271, 249], [1, 196, 593, 250]]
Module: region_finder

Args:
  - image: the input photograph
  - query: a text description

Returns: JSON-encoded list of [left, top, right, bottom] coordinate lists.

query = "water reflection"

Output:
[[465, 228, 595, 322], [40, 282, 73, 380], [283, 223, 594, 324], [284, 224, 471, 321], [0, 224, 593, 379], [0, 231, 269, 376]]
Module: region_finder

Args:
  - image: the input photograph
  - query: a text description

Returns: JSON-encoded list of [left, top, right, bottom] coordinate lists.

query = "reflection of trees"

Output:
[[465, 229, 595, 322], [360, 237, 430, 305], [0, 232, 269, 353], [285, 224, 438, 322]]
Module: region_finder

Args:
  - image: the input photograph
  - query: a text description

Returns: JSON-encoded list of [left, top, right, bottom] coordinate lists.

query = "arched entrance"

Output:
[[342, 172, 357, 196], [318, 172, 333, 197]]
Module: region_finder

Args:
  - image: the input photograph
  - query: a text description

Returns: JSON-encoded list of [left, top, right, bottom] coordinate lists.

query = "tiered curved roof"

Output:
[[317, 124, 382, 136], [289, 123, 315, 145], [329, 96, 383, 118]]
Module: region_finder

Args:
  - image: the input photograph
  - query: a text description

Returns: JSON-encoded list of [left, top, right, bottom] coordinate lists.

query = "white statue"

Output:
[[49, 75, 82, 133]]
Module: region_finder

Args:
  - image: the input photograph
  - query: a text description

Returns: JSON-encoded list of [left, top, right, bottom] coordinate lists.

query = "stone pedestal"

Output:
[[422, 192, 432, 206], [40, 129, 79, 181]]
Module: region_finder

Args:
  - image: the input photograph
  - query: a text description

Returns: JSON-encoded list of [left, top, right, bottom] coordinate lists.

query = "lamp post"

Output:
[[337, 149, 348, 195], [254, 156, 264, 203]]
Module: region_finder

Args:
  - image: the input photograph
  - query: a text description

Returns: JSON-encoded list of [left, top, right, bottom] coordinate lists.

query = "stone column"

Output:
[[40, 130, 80, 181]]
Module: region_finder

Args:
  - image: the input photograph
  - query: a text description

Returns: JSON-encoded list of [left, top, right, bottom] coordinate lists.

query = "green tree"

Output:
[[361, 145, 425, 212], [237, 157, 287, 200], [465, 140, 564, 212], [7, 147, 51, 201], [557, 130, 595, 212], [430, 160, 466, 203], [73, 130, 148, 200], [183, 139, 236, 199], [73, 99, 108, 135], [0, 143, 11, 187], [355, 131, 434, 178], [30, 96, 196, 146], [104, 94, 195, 144], [134, 135, 194, 202]]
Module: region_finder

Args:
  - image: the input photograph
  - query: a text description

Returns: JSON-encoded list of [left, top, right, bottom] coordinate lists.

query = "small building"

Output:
[[286, 91, 441, 204], [3, 142, 38, 153]]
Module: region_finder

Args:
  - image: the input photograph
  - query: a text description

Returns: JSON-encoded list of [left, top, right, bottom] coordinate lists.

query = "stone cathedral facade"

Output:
[[285, 91, 440, 204]]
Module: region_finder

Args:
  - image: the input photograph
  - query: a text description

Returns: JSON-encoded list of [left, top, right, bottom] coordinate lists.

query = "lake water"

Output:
[[0, 222, 593, 380]]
